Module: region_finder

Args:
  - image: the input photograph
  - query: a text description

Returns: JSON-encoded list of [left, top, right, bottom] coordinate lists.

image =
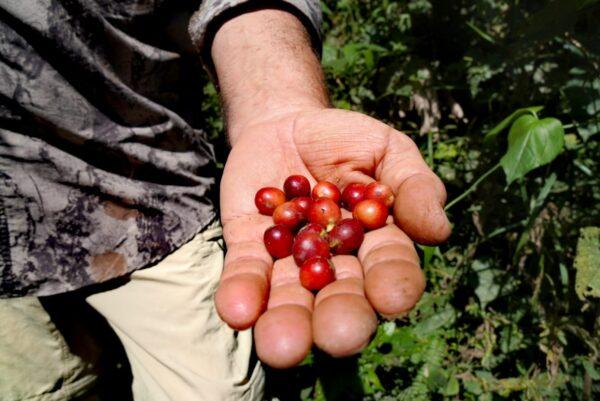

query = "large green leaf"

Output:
[[574, 227, 600, 300], [483, 106, 544, 143], [500, 115, 565, 184]]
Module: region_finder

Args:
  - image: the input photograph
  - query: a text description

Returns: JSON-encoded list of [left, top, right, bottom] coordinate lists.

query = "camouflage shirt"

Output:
[[0, 0, 321, 297]]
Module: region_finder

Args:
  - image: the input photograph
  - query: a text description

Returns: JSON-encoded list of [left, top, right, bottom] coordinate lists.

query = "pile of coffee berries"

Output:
[[256, 175, 395, 292]]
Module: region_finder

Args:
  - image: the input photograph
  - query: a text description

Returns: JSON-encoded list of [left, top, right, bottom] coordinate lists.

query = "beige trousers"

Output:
[[0, 222, 264, 401]]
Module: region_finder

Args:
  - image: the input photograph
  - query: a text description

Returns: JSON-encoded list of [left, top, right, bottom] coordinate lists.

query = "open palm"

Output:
[[218, 108, 451, 368]]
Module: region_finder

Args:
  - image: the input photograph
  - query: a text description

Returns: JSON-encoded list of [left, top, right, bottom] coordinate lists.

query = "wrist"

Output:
[[211, 8, 329, 145]]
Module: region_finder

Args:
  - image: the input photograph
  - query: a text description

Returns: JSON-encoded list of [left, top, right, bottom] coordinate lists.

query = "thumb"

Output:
[[378, 132, 451, 245], [393, 173, 451, 245]]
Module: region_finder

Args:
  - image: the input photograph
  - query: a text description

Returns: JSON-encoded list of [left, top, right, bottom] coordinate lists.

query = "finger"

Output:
[[378, 132, 451, 245], [312, 256, 377, 357], [358, 224, 425, 318], [216, 215, 272, 330], [254, 257, 314, 369]]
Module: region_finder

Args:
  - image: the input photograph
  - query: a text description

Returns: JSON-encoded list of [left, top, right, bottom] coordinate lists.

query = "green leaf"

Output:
[[473, 260, 501, 308], [413, 305, 456, 336], [463, 378, 482, 395], [574, 227, 600, 300], [466, 21, 496, 44], [500, 116, 565, 184], [483, 106, 544, 143], [443, 376, 460, 396]]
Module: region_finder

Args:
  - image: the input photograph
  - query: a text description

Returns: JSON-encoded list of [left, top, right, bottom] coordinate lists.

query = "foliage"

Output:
[[201, 0, 600, 400], [574, 227, 600, 300]]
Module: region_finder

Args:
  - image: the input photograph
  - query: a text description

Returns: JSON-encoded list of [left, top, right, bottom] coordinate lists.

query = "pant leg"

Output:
[[85, 222, 264, 401], [0, 297, 97, 401]]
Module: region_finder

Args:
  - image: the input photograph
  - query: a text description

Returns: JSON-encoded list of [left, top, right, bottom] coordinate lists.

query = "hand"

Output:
[[217, 108, 451, 368]]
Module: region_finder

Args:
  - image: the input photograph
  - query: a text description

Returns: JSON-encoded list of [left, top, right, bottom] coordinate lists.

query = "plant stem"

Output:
[[427, 131, 434, 168], [445, 163, 502, 211]]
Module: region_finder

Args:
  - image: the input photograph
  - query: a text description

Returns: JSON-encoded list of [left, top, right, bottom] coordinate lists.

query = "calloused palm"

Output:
[[217, 108, 451, 368]]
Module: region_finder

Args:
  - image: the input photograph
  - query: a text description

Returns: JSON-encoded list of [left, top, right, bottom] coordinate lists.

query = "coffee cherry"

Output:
[[273, 202, 304, 230], [255, 187, 286, 216], [284, 175, 311, 199], [341, 183, 366, 211], [353, 199, 388, 230], [298, 222, 326, 237], [312, 181, 341, 204], [329, 218, 364, 254], [364, 182, 395, 208], [307, 198, 342, 228], [299, 257, 336, 291], [264, 225, 294, 259], [291, 196, 312, 217], [292, 232, 330, 266]]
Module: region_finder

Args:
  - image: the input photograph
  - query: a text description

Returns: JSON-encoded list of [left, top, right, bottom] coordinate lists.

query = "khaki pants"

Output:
[[0, 222, 264, 401]]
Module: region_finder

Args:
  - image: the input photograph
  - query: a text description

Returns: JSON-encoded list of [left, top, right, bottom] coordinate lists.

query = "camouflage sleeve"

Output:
[[188, 0, 322, 54]]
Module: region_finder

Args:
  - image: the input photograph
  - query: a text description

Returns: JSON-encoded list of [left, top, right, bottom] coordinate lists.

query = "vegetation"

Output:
[[202, 1, 600, 399]]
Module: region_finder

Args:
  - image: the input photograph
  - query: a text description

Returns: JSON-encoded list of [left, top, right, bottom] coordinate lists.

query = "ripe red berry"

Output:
[[264, 225, 294, 259], [353, 199, 388, 230], [298, 222, 326, 237], [307, 198, 342, 228], [312, 181, 342, 204], [255, 187, 286, 215], [273, 202, 304, 230], [329, 218, 364, 254], [299, 257, 336, 291], [364, 182, 395, 208], [341, 183, 366, 211], [292, 232, 330, 266], [291, 196, 312, 216], [284, 175, 311, 198]]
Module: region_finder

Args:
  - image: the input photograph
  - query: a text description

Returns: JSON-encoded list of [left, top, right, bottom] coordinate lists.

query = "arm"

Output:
[[209, 7, 451, 368], [212, 8, 328, 140]]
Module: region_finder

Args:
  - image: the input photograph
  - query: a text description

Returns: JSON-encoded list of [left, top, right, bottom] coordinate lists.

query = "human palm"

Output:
[[218, 108, 451, 368]]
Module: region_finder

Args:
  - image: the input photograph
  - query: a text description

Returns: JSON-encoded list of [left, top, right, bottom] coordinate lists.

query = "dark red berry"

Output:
[[264, 225, 294, 259], [329, 218, 364, 254], [307, 198, 342, 228], [284, 175, 311, 198], [312, 181, 341, 204], [299, 257, 336, 291], [273, 202, 304, 230], [292, 232, 330, 266], [341, 183, 366, 211], [298, 222, 326, 237], [255, 187, 286, 215], [353, 199, 388, 230], [364, 182, 395, 208], [291, 196, 312, 216]]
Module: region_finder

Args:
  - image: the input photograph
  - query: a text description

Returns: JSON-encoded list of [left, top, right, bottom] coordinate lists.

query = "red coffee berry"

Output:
[[284, 175, 311, 198], [299, 257, 336, 291], [329, 218, 364, 254], [312, 181, 341, 204], [264, 225, 294, 259], [364, 182, 395, 208], [255, 187, 286, 216], [307, 198, 342, 228], [292, 232, 330, 266], [291, 196, 312, 216], [273, 202, 304, 230], [298, 222, 326, 237], [341, 183, 366, 211], [353, 199, 388, 230]]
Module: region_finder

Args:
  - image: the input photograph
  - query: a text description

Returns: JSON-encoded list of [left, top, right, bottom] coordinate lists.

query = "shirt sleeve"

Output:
[[188, 0, 322, 55]]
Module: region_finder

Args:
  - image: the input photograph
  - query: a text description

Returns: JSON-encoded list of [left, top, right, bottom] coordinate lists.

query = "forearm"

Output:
[[211, 8, 329, 144]]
